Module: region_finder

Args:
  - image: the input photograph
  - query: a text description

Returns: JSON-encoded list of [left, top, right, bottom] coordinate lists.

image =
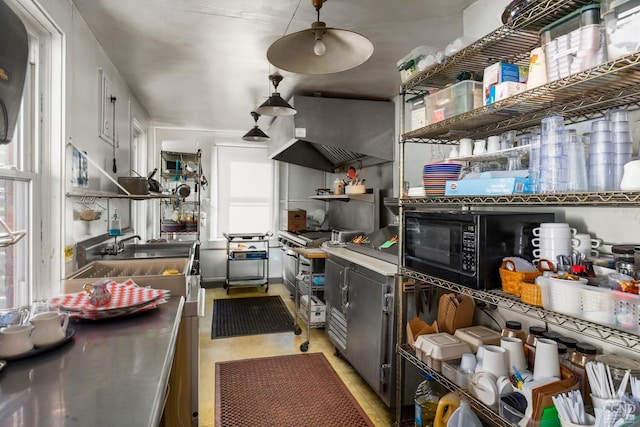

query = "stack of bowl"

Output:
[[423, 162, 462, 196]]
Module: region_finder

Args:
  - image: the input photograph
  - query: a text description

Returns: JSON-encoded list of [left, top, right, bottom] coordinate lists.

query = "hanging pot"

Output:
[[176, 183, 191, 199]]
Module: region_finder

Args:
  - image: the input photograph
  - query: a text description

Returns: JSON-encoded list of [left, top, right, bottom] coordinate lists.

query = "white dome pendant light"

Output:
[[267, 0, 374, 75]]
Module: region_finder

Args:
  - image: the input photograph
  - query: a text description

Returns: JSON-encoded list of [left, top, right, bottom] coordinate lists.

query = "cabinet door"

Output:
[[346, 268, 387, 396], [324, 257, 345, 311]]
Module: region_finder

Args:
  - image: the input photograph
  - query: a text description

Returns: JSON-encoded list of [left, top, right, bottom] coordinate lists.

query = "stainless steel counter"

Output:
[[321, 245, 397, 276], [0, 296, 184, 427]]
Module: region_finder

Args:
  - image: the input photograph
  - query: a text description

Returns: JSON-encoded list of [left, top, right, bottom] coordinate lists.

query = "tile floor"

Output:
[[198, 284, 392, 427]]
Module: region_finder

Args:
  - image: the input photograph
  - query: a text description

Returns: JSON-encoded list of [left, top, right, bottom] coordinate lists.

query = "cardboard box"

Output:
[[281, 209, 306, 231], [300, 295, 326, 324], [445, 177, 532, 195], [486, 81, 526, 104], [483, 61, 521, 105]]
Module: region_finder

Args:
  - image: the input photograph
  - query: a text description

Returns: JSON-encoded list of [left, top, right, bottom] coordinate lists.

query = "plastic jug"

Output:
[[446, 399, 482, 427], [433, 392, 460, 427]]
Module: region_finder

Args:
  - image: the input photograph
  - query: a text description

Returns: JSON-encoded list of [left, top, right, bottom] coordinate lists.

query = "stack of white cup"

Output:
[[531, 223, 578, 261], [588, 119, 615, 191], [607, 107, 633, 190]]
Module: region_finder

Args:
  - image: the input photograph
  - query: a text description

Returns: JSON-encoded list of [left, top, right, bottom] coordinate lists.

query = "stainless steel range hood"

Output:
[[267, 96, 394, 172]]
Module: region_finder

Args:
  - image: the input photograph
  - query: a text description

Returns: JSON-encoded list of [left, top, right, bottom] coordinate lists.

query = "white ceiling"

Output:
[[72, 0, 477, 132]]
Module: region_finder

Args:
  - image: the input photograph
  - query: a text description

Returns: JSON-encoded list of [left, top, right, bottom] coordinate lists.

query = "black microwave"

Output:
[[403, 211, 554, 290]]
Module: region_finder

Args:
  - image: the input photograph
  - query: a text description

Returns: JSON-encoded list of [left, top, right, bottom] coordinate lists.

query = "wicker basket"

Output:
[[499, 259, 542, 296], [521, 281, 543, 306]]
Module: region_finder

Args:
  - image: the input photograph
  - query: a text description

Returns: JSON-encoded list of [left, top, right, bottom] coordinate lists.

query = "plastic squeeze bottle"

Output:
[[108, 209, 122, 236]]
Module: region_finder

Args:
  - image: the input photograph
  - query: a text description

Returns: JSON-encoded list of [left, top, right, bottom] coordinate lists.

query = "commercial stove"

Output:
[[278, 229, 332, 248], [278, 230, 331, 295]]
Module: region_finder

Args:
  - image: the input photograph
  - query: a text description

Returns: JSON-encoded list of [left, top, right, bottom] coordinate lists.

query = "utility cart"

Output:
[[223, 232, 272, 295], [292, 247, 327, 352]]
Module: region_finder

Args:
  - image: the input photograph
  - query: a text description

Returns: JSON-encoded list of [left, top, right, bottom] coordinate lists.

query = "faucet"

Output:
[[101, 235, 141, 256]]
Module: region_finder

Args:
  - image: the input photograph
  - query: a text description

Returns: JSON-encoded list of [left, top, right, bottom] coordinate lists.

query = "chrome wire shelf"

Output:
[[402, 0, 597, 91], [401, 190, 640, 207], [397, 343, 512, 427], [403, 53, 640, 142], [400, 268, 640, 354]]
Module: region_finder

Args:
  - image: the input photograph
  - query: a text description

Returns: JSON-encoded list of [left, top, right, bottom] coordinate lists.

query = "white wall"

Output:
[[12, 0, 151, 279]]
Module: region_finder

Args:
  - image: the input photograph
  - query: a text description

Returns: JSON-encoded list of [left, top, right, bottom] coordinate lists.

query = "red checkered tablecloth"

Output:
[[49, 279, 169, 313]]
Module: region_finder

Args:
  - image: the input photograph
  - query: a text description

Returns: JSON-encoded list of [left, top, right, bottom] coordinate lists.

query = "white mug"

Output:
[[575, 233, 602, 256], [0, 324, 34, 358], [487, 136, 501, 152], [473, 139, 486, 155], [459, 138, 473, 156], [30, 311, 69, 347], [531, 237, 579, 249]]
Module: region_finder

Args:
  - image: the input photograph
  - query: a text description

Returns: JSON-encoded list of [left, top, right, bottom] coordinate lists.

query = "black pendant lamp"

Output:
[[267, 0, 374, 75], [242, 111, 270, 142], [255, 74, 297, 117]]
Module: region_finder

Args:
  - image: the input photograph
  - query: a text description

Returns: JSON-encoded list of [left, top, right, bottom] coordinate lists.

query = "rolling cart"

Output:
[[223, 232, 272, 295], [292, 248, 327, 352]]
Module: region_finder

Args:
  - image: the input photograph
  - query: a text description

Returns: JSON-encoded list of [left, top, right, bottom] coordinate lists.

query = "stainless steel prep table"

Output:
[[0, 296, 184, 427]]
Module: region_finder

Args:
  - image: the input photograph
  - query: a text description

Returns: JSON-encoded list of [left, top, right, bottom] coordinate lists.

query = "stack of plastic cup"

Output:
[[588, 119, 615, 191], [539, 115, 568, 193], [528, 133, 541, 193], [607, 107, 633, 190], [566, 130, 588, 191]]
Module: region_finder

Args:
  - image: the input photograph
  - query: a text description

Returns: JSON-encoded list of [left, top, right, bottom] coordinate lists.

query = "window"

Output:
[[0, 0, 59, 308], [214, 145, 275, 238]]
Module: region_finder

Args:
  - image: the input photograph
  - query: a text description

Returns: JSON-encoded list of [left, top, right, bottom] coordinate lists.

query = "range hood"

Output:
[[267, 96, 394, 172]]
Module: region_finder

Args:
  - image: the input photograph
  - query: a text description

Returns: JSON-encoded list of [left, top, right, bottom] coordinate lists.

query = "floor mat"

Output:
[[211, 295, 293, 339], [215, 353, 375, 427]]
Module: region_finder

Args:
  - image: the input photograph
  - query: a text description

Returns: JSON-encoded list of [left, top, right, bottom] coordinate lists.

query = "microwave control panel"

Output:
[[461, 224, 476, 274]]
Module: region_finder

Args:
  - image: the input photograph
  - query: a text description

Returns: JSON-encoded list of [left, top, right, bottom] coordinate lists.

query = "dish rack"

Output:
[[63, 258, 190, 297]]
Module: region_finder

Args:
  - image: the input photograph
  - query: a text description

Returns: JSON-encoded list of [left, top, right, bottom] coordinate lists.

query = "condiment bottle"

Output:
[[557, 343, 571, 368], [612, 244, 637, 278], [542, 330, 562, 342], [525, 326, 546, 371], [501, 320, 527, 343], [333, 178, 344, 195], [570, 342, 597, 407], [559, 336, 578, 360]]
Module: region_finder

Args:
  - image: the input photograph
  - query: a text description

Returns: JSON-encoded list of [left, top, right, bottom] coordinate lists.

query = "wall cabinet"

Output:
[[395, 0, 640, 425], [159, 150, 201, 240]]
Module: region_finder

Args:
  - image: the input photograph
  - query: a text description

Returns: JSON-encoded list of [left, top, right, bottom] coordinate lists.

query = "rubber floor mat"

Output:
[[215, 353, 375, 427], [211, 296, 293, 339]]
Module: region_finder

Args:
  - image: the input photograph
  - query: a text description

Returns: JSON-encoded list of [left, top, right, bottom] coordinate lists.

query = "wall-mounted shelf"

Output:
[[309, 193, 375, 203], [400, 190, 640, 207], [66, 191, 171, 200], [400, 267, 640, 354]]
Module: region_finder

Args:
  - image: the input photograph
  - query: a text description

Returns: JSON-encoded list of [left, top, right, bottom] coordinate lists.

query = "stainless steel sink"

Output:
[[118, 241, 197, 260]]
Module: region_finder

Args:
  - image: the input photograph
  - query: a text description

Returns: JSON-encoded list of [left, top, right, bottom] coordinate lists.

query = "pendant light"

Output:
[[242, 111, 270, 142], [267, 0, 374, 75], [255, 74, 297, 117]]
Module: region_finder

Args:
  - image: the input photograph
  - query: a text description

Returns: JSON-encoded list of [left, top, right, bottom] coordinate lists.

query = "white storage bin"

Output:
[[602, 0, 640, 60], [300, 295, 326, 325]]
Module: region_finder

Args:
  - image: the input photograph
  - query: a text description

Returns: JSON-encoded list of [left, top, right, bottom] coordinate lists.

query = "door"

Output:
[[346, 267, 387, 398], [325, 257, 348, 352], [281, 245, 298, 295], [324, 257, 345, 311]]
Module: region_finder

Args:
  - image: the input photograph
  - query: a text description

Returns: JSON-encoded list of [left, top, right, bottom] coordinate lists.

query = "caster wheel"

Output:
[[226, 288, 230, 295], [223, 284, 228, 289], [264, 286, 269, 293], [294, 325, 302, 335], [300, 342, 309, 352], [334, 348, 342, 358]]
